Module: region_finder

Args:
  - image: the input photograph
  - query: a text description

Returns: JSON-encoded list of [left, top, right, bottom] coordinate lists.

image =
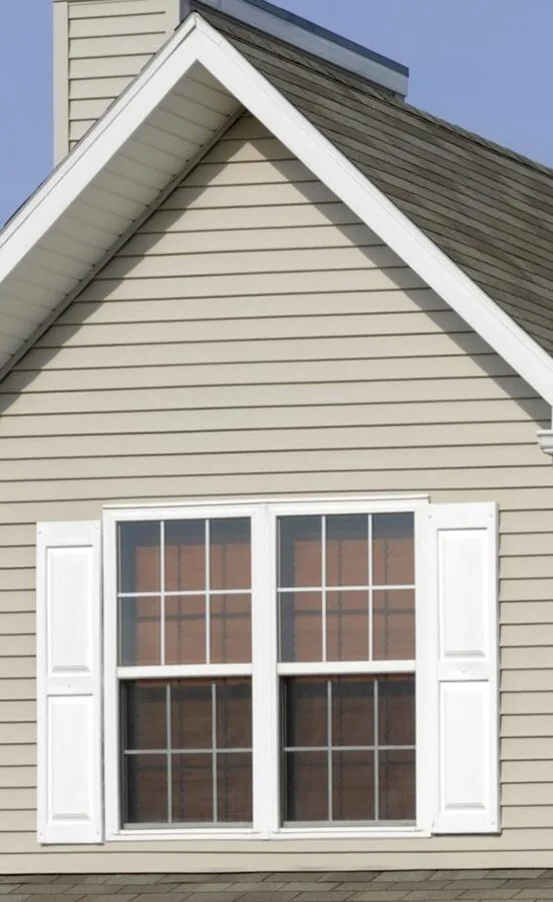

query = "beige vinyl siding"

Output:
[[0, 114, 552, 871], [54, 0, 180, 155]]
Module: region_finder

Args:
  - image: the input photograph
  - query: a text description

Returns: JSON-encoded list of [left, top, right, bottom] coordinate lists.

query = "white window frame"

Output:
[[103, 494, 431, 841]]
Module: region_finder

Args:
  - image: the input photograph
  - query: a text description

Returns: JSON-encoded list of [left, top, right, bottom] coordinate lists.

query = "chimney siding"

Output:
[[53, 0, 181, 162]]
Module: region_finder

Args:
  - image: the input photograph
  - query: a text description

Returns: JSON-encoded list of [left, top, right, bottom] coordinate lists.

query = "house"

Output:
[[0, 0, 553, 891]]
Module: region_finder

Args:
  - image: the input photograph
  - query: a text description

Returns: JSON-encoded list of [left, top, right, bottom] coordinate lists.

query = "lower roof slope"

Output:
[[195, 4, 553, 357]]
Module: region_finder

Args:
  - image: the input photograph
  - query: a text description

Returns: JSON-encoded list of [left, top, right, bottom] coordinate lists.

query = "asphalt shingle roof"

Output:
[[4, 870, 553, 901], [194, 3, 553, 357]]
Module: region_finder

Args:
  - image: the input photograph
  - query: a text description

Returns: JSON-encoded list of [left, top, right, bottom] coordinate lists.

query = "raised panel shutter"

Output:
[[420, 502, 499, 834], [37, 521, 103, 844]]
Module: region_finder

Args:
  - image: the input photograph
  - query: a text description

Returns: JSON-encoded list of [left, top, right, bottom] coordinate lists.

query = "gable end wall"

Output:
[[1, 114, 552, 870]]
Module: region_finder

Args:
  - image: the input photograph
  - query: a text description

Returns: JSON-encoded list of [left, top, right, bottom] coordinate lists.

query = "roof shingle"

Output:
[[194, 3, 553, 356]]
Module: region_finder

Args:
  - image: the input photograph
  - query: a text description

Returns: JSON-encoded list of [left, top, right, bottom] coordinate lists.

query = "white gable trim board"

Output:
[[0, 11, 552, 411]]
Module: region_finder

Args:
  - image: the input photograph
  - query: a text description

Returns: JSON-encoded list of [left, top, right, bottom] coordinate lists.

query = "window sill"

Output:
[[109, 827, 429, 842]]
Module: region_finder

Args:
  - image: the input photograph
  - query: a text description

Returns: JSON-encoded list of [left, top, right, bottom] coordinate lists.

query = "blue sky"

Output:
[[1, 0, 553, 225]]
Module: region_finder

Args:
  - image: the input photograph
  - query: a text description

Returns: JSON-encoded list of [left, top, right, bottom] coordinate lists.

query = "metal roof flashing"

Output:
[[181, 0, 409, 97]]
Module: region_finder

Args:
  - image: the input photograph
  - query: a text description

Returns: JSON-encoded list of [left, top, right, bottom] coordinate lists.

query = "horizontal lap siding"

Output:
[[67, 0, 176, 146], [0, 115, 552, 870]]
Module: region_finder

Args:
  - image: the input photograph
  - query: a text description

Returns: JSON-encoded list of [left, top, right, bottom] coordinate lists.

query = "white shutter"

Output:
[[37, 521, 103, 844], [419, 502, 499, 834]]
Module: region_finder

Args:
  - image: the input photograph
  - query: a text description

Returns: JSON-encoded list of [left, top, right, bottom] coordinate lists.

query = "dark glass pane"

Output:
[[210, 594, 251, 664], [119, 596, 160, 666], [327, 591, 369, 661], [326, 515, 368, 587], [124, 681, 166, 751], [373, 590, 415, 661], [278, 516, 322, 588], [210, 518, 251, 591], [165, 595, 206, 665], [332, 677, 375, 747], [216, 680, 252, 749], [172, 754, 212, 822], [284, 751, 327, 822], [279, 592, 322, 662], [171, 680, 212, 751], [378, 676, 416, 747], [332, 751, 374, 821], [217, 753, 253, 822], [283, 678, 327, 748], [118, 522, 160, 594], [124, 754, 167, 824], [372, 513, 414, 586], [379, 750, 416, 821], [165, 520, 205, 592]]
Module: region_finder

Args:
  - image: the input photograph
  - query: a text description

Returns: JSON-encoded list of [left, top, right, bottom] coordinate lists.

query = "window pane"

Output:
[[372, 513, 414, 586], [119, 596, 161, 666], [124, 754, 167, 824], [210, 519, 251, 591], [210, 594, 251, 664], [326, 591, 369, 661], [118, 522, 160, 594], [284, 751, 327, 822], [171, 680, 212, 751], [279, 592, 322, 662], [332, 677, 375, 747], [378, 676, 416, 747], [326, 515, 368, 587], [373, 590, 415, 661], [172, 754, 212, 823], [333, 751, 374, 821], [283, 678, 327, 748], [165, 520, 205, 592], [216, 680, 252, 749], [379, 750, 416, 821], [217, 753, 253, 822], [165, 596, 206, 665], [278, 516, 321, 588], [124, 682, 166, 751]]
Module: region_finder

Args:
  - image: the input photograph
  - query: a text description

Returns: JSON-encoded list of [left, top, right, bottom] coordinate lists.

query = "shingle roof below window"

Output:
[[194, 3, 553, 357], [4, 870, 553, 900]]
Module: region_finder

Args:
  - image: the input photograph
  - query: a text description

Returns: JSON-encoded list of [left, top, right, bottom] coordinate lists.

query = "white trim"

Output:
[[537, 429, 553, 455], [277, 661, 415, 676], [117, 664, 252, 679], [105, 494, 429, 514]]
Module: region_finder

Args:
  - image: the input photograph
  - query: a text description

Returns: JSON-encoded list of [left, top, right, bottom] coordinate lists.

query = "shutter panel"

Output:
[[420, 502, 499, 834], [37, 521, 103, 844]]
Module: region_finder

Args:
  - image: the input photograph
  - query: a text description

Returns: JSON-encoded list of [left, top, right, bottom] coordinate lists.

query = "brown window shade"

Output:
[[326, 515, 368, 586], [118, 522, 161, 594], [119, 596, 161, 667], [373, 590, 415, 661], [210, 519, 251, 591], [372, 513, 414, 586], [279, 592, 322, 662], [122, 679, 252, 826], [124, 681, 166, 750], [281, 676, 415, 824], [278, 516, 322, 588], [165, 595, 206, 665], [332, 677, 375, 747], [333, 751, 375, 821], [210, 594, 251, 664], [326, 591, 369, 661], [165, 520, 205, 592]]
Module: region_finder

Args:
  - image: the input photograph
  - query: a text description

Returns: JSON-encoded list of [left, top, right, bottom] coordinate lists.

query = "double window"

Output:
[[111, 501, 418, 834]]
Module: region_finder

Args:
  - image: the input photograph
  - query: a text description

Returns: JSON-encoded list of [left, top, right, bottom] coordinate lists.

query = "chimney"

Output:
[[52, 0, 182, 162]]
